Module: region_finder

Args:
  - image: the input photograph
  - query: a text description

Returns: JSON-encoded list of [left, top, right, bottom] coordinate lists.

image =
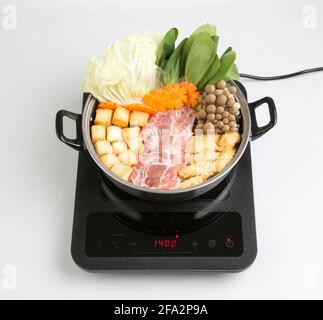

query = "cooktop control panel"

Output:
[[85, 212, 243, 257]]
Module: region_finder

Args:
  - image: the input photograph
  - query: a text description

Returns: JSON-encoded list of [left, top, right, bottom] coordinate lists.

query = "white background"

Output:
[[1, 0, 323, 300]]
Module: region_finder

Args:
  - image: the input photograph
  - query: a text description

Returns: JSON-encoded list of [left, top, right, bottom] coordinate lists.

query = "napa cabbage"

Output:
[[82, 34, 161, 104]]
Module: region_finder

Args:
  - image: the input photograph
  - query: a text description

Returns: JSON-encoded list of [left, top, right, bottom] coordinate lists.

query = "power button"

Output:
[[225, 238, 234, 248]]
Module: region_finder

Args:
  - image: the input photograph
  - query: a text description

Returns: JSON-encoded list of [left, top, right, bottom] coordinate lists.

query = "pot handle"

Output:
[[55, 110, 83, 151], [248, 97, 277, 140]]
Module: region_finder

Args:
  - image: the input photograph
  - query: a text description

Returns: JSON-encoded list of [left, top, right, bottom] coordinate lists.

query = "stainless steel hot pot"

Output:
[[56, 81, 277, 202]]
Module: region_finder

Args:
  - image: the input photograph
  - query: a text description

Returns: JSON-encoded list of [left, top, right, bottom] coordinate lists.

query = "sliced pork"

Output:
[[129, 107, 195, 189]]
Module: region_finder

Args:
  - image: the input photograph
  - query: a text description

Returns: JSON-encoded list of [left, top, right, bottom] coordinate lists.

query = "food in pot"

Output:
[[178, 132, 241, 188], [91, 125, 106, 143], [111, 163, 133, 180], [129, 107, 195, 189], [112, 106, 130, 128], [82, 34, 160, 105], [100, 153, 120, 169], [195, 80, 241, 134], [129, 111, 149, 127], [118, 150, 138, 166], [106, 125, 124, 142], [94, 108, 113, 126], [112, 141, 127, 156], [94, 140, 113, 156], [85, 24, 242, 189]]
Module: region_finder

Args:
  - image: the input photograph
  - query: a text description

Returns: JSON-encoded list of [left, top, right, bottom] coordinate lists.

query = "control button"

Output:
[[94, 240, 103, 249], [112, 241, 121, 249], [192, 240, 199, 248], [208, 240, 216, 248], [225, 238, 234, 248]]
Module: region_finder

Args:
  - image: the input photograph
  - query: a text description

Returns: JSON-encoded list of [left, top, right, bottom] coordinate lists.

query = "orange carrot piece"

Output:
[[126, 103, 157, 115], [98, 101, 118, 110]]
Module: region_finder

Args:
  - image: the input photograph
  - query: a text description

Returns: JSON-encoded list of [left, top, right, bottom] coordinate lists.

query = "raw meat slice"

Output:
[[129, 107, 195, 189]]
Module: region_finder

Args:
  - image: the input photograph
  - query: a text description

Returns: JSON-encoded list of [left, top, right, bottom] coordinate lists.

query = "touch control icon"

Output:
[[112, 241, 121, 249], [225, 238, 234, 248], [192, 240, 199, 248], [208, 240, 216, 248], [94, 240, 103, 248]]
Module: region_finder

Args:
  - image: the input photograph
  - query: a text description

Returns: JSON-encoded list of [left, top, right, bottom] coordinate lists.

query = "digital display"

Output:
[[154, 239, 177, 248], [154, 235, 179, 249]]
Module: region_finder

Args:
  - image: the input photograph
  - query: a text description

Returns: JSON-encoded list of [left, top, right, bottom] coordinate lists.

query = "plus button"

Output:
[[192, 240, 199, 248]]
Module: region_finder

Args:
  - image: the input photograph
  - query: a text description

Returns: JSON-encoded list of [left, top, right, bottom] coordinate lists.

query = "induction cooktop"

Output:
[[70, 84, 257, 271]]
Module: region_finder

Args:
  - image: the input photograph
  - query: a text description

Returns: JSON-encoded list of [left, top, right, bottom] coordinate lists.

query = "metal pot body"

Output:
[[56, 81, 277, 202]]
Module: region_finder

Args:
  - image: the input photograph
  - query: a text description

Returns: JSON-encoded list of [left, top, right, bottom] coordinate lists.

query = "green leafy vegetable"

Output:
[[211, 35, 219, 51], [209, 50, 237, 83], [156, 27, 178, 68], [185, 33, 217, 85], [181, 24, 217, 74], [156, 24, 239, 89], [197, 54, 220, 90], [162, 38, 187, 85], [225, 63, 240, 81]]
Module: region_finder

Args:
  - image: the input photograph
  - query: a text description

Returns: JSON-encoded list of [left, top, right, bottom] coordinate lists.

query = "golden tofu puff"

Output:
[[111, 163, 133, 181], [189, 151, 219, 164], [187, 134, 218, 154], [178, 162, 215, 180], [129, 111, 149, 127], [112, 106, 130, 128], [91, 125, 106, 143], [94, 140, 113, 156], [179, 176, 205, 189], [127, 138, 145, 154], [118, 150, 138, 165], [100, 153, 120, 169], [112, 141, 128, 156], [106, 125, 124, 142], [123, 127, 141, 142], [218, 132, 241, 148], [215, 146, 236, 173], [94, 108, 113, 126]]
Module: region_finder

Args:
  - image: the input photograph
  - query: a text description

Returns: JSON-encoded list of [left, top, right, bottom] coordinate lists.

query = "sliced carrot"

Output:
[[179, 81, 200, 107], [126, 103, 157, 115], [98, 101, 118, 110]]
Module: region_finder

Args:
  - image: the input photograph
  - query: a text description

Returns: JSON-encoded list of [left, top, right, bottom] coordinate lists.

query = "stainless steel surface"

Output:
[[81, 82, 252, 201]]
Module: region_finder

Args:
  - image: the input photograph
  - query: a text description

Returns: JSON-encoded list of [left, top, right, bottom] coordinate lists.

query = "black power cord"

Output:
[[240, 67, 323, 80]]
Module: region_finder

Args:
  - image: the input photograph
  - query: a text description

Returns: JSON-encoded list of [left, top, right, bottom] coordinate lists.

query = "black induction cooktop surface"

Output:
[[71, 144, 257, 271]]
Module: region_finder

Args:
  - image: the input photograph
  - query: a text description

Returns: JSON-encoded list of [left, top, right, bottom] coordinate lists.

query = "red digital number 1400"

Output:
[[154, 239, 177, 248]]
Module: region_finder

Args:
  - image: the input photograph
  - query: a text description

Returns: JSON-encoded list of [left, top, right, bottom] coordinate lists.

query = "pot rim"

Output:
[[81, 81, 251, 195]]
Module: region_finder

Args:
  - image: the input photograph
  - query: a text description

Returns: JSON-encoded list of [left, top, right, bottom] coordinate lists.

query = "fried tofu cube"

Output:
[[187, 134, 217, 153], [111, 163, 133, 180], [100, 153, 120, 169], [94, 140, 113, 156], [127, 138, 145, 154], [218, 132, 241, 148], [189, 151, 219, 164], [118, 150, 138, 165], [106, 125, 124, 142], [215, 146, 236, 173], [112, 141, 128, 156], [129, 111, 149, 127], [91, 125, 106, 143], [123, 127, 141, 143], [179, 176, 205, 189], [94, 108, 113, 126], [112, 106, 130, 128], [214, 134, 221, 144], [178, 162, 215, 180]]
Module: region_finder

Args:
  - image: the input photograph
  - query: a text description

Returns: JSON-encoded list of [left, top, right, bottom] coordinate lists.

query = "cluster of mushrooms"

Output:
[[194, 80, 241, 134]]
